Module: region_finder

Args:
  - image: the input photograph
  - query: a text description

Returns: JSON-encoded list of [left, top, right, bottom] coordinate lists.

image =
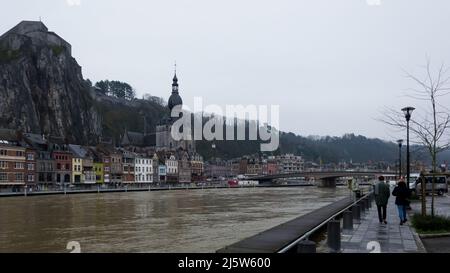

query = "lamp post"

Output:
[[211, 142, 216, 182], [402, 107, 415, 189], [397, 139, 403, 180]]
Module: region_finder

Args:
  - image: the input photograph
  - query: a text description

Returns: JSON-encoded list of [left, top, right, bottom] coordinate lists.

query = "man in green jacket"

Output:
[[374, 176, 390, 224]]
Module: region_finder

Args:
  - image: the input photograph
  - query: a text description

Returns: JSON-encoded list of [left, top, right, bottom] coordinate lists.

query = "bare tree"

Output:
[[380, 59, 450, 217]]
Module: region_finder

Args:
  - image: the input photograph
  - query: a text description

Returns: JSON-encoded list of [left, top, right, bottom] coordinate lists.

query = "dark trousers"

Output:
[[377, 205, 387, 222]]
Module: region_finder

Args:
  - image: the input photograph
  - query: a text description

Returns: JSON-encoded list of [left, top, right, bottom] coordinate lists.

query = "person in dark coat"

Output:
[[374, 176, 390, 224], [392, 180, 411, 225]]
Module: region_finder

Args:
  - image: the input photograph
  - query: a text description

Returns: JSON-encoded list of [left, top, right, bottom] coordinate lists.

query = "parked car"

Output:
[[408, 173, 420, 192], [415, 175, 448, 195]]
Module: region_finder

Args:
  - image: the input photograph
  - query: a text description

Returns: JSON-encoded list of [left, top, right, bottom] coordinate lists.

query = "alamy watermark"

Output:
[[170, 97, 280, 152]]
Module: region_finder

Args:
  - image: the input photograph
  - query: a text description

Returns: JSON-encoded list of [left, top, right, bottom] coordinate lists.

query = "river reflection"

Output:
[[0, 186, 349, 252]]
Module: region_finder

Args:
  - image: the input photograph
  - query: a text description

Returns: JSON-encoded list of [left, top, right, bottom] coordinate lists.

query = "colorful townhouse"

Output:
[[165, 154, 178, 184], [0, 129, 27, 190], [134, 155, 153, 183], [178, 151, 192, 183], [94, 162, 104, 184], [190, 153, 204, 182], [110, 151, 123, 185], [25, 148, 36, 187], [69, 144, 95, 184], [23, 133, 55, 189], [91, 146, 112, 184], [122, 150, 136, 184], [72, 156, 83, 183], [102, 154, 111, 184], [158, 164, 167, 183], [151, 153, 160, 183]]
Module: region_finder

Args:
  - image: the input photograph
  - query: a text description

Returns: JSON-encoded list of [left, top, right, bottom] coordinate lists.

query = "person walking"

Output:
[[374, 176, 390, 224], [392, 179, 411, 225]]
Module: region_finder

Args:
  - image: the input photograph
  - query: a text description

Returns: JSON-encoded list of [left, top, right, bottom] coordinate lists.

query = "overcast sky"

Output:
[[2, 0, 450, 141]]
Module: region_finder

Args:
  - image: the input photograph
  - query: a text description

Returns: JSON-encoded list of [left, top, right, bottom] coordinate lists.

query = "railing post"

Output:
[[352, 204, 361, 224], [365, 198, 370, 209], [343, 210, 353, 230], [327, 220, 341, 252], [360, 199, 366, 214], [297, 240, 316, 253]]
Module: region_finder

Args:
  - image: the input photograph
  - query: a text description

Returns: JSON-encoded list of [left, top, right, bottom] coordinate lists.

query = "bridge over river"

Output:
[[248, 170, 398, 187]]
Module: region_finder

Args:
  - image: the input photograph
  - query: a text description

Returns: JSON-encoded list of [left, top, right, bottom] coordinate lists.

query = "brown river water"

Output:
[[0, 186, 349, 253]]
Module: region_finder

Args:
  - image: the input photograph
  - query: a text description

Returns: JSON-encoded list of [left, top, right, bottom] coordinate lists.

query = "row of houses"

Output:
[[0, 129, 204, 190], [204, 154, 305, 178]]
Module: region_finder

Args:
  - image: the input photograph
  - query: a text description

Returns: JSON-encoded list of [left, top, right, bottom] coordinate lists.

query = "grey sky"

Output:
[[2, 0, 450, 141]]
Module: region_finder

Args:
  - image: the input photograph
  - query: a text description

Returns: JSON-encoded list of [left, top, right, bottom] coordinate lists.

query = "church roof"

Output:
[[168, 93, 183, 111], [121, 131, 155, 147]]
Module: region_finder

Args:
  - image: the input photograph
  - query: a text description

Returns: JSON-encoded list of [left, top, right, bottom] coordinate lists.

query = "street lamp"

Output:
[[402, 106, 415, 189], [397, 139, 403, 179], [211, 142, 216, 181]]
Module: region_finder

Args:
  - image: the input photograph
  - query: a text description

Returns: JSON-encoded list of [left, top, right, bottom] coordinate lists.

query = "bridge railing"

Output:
[[278, 189, 373, 253]]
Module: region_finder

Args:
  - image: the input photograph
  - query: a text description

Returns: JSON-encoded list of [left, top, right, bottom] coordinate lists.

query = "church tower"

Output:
[[155, 65, 195, 153], [168, 67, 183, 113]]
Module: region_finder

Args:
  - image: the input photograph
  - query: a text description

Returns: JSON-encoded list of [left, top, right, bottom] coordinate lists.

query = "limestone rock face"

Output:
[[0, 21, 101, 144]]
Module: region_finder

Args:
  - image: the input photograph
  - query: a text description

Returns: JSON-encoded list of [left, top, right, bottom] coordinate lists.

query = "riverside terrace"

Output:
[[217, 190, 424, 253]]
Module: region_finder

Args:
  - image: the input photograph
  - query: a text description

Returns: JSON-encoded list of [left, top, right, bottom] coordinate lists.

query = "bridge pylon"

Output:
[[318, 177, 337, 188]]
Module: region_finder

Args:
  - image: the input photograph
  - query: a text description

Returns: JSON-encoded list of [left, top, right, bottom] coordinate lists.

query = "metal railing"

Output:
[[277, 190, 372, 253]]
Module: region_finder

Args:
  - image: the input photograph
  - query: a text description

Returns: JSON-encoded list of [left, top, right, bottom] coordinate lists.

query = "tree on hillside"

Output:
[[95, 80, 135, 100], [381, 59, 450, 217], [143, 93, 166, 106]]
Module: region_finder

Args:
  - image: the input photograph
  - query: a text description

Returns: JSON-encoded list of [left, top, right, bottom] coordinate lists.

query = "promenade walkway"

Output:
[[339, 195, 425, 253]]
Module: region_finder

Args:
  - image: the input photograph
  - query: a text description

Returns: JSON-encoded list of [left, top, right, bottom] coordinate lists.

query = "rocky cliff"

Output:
[[0, 21, 101, 144]]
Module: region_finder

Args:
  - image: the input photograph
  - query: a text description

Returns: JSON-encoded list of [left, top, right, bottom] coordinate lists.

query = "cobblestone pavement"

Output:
[[340, 195, 425, 253]]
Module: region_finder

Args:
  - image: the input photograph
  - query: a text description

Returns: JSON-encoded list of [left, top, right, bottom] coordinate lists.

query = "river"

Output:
[[0, 186, 349, 253]]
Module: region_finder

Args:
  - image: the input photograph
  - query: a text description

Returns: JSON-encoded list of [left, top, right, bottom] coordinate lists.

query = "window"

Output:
[[27, 153, 34, 161], [27, 163, 34, 170], [15, 173, 24, 181], [14, 162, 24, 169], [27, 174, 34, 182], [57, 163, 61, 170], [0, 173, 7, 181], [0, 150, 6, 156], [65, 164, 69, 170], [16, 151, 24, 157], [0, 161, 7, 169]]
